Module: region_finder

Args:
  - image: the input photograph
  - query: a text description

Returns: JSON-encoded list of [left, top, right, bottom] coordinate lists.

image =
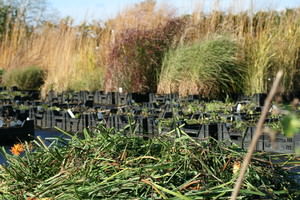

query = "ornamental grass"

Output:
[[0, 125, 299, 199]]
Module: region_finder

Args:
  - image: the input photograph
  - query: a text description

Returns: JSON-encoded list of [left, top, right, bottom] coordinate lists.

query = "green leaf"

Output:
[[83, 128, 91, 139], [296, 147, 300, 156], [281, 114, 300, 137]]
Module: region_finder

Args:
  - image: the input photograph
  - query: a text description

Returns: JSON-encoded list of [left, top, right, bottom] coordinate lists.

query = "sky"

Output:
[[49, 0, 300, 23]]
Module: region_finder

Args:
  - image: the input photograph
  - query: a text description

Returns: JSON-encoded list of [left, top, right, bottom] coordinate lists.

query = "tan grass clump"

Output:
[[0, 20, 105, 96]]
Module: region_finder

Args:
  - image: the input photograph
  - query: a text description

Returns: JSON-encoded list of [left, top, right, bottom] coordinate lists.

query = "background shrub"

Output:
[[3, 66, 45, 90], [104, 0, 185, 93], [69, 67, 104, 91], [105, 19, 183, 93], [244, 11, 300, 95], [158, 36, 245, 98], [0, 68, 4, 84], [0, 1, 300, 96]]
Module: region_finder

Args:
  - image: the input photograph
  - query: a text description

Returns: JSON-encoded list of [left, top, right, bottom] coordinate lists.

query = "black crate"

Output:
[[29, 108, 35, 119], [44, 110, 54, 128], [191, 113, 202, 120], [199, 123, 218, 139], [134, 116, 158, 135], [52, 111, 68, 130], [244, 128, 299, 153], [150, 94, 166, 103], [94, 91, 107, 104], [160, 111, 173, 119], [46, 90, 57, 102], [66, 117, 81, 132], [0, 120, 35, 145], [85, 100, 94, 108], [106, 114, 116, 129], [182, 123, 218, 139], [35, 111, 44, 127], [106, 92, 117, 105], [131, 93, 150, 103], [106, 114, 125, 130], [10, 86, 19, 91], [216, 123, 231, 141], [1, 105, 15, 117], [241, 126, 265, 151], [0, 86, 6, 91], [85, 113, 99, 128], [183, 123, 203, 138], [15, 109, 29, 121], [78, 91, 89, 102], [116, 93, 129, 105], [229, 126, 271, 152]]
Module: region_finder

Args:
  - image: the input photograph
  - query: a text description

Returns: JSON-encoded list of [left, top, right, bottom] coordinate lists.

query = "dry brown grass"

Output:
[[158, 5, 300, 96], [0, 1, 299, 96], [0, 20, 104, 95], [243, 10, 300, 94], [105, 0, 175, 32], [103, 0, 179, 92]]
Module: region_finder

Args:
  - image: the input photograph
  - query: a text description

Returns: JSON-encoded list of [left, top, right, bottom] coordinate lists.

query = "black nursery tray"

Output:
[[0, 120, 34, 145]]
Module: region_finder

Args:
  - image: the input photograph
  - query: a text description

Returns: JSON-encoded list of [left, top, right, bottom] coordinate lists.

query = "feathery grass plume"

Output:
[[244, 10, 300, 95], [271, 9, 300, 93], [0, 0, 299, 95], [0, 18, 105, 95], [3, 65, 45, 90], [158, 36, 245, 98], [104, 0, 175, 32], [103, 0, 184, 92], [244, 31, 275, 95], [177, 6, 300, 96]]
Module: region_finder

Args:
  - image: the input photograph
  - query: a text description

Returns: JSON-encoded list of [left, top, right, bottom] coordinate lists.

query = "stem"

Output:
[[230, 70, 283, 200]]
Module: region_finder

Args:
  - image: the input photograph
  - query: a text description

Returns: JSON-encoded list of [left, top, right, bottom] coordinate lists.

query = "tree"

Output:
[[0, 2, 17, 37], [1, 0, 52, 25]]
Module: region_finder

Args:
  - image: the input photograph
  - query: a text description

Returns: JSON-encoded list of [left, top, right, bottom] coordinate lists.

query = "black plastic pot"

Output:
[[1, 105, 15, 117], [252, 93, 267, 107], [130, 93, 149, 103], [15, 109, 29, 121]]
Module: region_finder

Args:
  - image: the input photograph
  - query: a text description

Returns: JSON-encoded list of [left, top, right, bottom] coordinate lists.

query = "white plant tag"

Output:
[[67, 109, 76, 119], [236, 103, 242, 113]]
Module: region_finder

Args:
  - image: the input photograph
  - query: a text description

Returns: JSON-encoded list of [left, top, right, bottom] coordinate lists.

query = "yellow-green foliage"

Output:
[[0, 20, 105, 95], [3, 66, 45, 90], [159, 36, 245, 98], [244, 11, 300, 95], [0, 2, 300, 95]]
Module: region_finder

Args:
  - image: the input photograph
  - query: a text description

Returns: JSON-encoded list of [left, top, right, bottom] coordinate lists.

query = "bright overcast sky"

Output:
[[49, 0, 300, 23]]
